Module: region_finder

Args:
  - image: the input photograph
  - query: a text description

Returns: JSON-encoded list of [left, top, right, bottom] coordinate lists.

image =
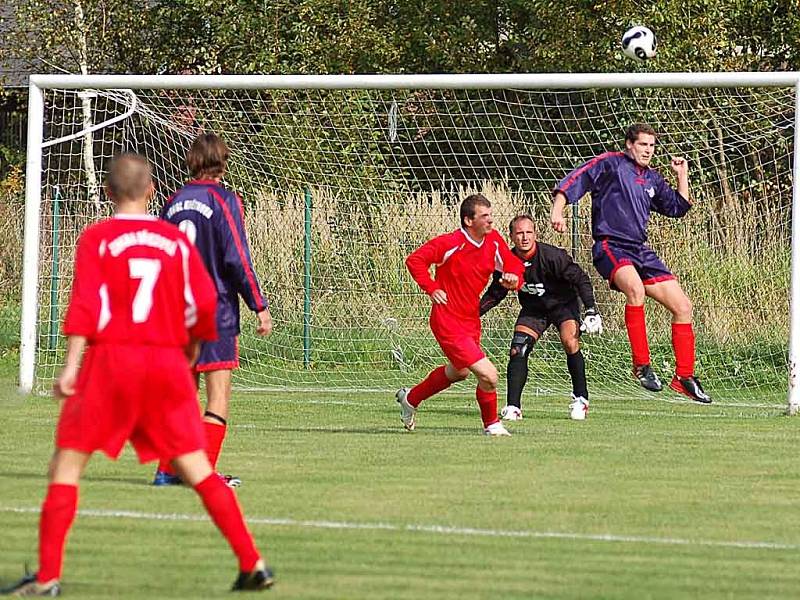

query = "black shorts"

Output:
[[515, 300, 581, 337]]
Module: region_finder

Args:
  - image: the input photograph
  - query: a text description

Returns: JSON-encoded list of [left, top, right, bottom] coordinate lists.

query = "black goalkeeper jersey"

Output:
[[479, 242, 595, 317]]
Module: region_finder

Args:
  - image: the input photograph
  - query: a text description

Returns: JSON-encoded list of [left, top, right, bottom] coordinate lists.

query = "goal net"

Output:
[[22, 75, 798, 404]]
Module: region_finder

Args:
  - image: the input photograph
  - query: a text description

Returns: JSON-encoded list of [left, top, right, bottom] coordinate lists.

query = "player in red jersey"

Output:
[[153, 133, 273, 487], [1, 154, 273, 596], [398, 194, 525, 436]]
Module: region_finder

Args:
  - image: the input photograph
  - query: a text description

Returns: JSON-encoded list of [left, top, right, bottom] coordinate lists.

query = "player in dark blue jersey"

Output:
[[551, 123, 710, 403], [153, 133, 273, 486], [480, 215, 601, 421]]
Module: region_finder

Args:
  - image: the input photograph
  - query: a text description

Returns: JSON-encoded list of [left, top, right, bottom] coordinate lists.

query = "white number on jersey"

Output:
[[128, 258, 162, 323], [178, 219, 197, 245]]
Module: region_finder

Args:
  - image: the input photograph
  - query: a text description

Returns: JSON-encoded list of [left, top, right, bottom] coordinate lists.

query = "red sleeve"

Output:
[[182, 239, 218, 341], [62, 228, 102, 337], [405, 234, 450, 295], [493, 231, 525, 289]]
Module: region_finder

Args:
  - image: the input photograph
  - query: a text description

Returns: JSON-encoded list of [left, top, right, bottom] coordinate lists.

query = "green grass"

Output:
[[2, 367, 800, 599]]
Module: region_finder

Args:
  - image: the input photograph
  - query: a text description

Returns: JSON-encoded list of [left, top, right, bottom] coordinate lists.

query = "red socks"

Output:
[[407, 366, 452, 407], [626, 304, 695, 377], [476, 387, 499, 428], [194, 474, 260, 572], [156, 458, 175, 475], [624, 304, 651, 367], [157, 419, 227, 475], [409, 366, 498, 428], [204, 421, 227, 470], [37, 484, 78, 583], [672, 322, 696, 378]]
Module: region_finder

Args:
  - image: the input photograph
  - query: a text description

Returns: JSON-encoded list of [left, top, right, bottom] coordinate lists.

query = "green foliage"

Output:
[[2, 0, 797, 77]]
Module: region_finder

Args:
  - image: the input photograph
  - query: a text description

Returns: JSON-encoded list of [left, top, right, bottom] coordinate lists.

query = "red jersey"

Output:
[[406, 228, 524, 324], [63, 215, 217, 346]]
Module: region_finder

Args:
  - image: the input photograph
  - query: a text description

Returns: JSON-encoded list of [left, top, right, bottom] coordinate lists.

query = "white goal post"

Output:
[[18, 72, 800, 411]]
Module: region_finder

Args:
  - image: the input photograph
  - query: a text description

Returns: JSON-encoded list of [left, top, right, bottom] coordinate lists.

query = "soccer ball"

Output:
[[621, 26, 657, 61]]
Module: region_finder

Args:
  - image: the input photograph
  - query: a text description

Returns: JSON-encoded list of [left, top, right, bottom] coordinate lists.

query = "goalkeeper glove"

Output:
[[580, 307, 603, 335]]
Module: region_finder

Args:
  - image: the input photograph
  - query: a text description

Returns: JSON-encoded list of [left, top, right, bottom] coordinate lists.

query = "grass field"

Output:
[[2, 371, 800, 599]]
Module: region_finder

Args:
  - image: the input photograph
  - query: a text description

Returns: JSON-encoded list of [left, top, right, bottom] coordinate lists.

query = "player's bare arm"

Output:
[[430, 289, 448, 304], [499, 273, 519, 290], [185, 339, 202, 365], [256, 308, 273, 336], [551, 192, 568, 233], [53, 335, 87, 399], [670, 156, 691, 204]]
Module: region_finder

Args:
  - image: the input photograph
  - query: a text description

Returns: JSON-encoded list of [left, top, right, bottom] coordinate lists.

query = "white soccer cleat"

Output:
[[569, 395, 589, 421], [499, 404, 523, 421], [396, 387, 416, 431], [484, 421, 512, 436]]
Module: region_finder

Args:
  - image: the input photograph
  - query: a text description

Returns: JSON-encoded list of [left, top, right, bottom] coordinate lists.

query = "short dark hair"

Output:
[[186, 132, 230, 179], [460, 193, 491, 227], [105, 153, 152, 202], [625, 123, 657, 143], [509, 214, 535, 236]]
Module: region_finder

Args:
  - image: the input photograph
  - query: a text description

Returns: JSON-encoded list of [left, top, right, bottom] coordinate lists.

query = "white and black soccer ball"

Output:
[[621, 26, 657, 61]]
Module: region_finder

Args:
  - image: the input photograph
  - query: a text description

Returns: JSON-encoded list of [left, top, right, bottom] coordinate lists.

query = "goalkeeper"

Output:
[[551, 123, 710, 403], [480, 215, 601, 421]]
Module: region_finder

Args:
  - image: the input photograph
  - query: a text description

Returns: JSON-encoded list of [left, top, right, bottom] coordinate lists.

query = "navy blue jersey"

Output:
[[161, 180, 267, 335], [555, 152, 690, 245]]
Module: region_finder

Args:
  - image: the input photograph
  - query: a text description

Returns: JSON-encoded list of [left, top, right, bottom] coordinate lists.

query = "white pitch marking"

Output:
[[3, 506, 798, 551]]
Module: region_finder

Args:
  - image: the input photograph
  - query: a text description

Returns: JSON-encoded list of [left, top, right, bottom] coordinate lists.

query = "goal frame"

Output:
[[19, 72, 800, 411]]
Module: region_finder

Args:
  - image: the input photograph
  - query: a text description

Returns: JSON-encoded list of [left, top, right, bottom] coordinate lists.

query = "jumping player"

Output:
[[1, 154, 273, 596], [480, 215, 602, 421], [397, 193, 525, 436], [153, 133, 273, 487], [551, 123, 710, 403]]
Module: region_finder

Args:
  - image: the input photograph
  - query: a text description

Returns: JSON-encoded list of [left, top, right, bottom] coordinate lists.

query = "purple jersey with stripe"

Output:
[[161, 180, 267, 336], [555, 152, 691, 245]]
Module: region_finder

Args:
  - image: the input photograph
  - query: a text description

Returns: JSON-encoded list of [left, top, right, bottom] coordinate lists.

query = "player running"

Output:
[[1, 154, 273, 596], [480, 214, 601, 421], [153, 133, 273, 487], [398, 194, 525, 436], [551, 123, 710, 403]]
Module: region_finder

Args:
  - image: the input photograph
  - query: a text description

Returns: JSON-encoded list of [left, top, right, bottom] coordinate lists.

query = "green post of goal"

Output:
[[304, 187, 312, 369]]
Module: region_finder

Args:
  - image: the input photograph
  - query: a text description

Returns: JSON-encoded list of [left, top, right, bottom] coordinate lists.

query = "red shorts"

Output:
[[430, 308, 485, 370], [56, 344, 205, 464]]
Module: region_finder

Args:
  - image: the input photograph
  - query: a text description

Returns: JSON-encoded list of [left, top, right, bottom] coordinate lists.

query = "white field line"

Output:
[[3, 506, 798, 552], [234, 390, 784, 411]]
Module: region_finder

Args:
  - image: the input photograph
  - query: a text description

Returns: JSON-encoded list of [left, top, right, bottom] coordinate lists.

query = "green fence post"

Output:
[[304, 188, 312, 368], [48, 185, 61, 350]]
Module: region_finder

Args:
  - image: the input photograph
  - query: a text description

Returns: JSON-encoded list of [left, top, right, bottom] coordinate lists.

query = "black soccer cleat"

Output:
[[634, 364, 662, 392], [231, 566, 275, 592], [670, 375, 712, 404], [0, 571, 61, 596]]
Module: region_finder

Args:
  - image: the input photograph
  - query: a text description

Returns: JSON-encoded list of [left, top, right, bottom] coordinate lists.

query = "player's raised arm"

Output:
[[552, 153, 613, 233], [670, 156, 691, 204], [651, 167, 692, 218]]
